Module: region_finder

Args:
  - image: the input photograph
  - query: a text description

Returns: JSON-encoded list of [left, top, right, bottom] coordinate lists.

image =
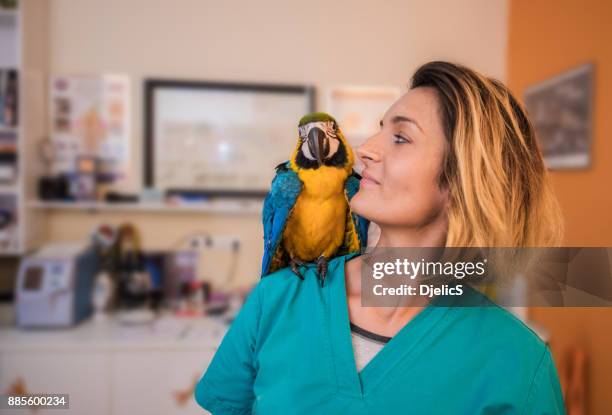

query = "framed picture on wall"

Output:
[[524, 63, 594, 169], [144, 79, 315, 197]]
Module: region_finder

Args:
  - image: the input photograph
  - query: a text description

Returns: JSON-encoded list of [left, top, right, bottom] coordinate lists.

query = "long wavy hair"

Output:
[[410, 61, 563, 247]]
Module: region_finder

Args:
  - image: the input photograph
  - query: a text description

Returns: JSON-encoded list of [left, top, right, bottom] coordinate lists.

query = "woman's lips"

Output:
[[360, 170, 380, 187]]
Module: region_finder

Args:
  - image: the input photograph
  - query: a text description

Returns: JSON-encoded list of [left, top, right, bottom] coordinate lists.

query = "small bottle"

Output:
[[92, 271, 114, 321], [3, 71, 17, 127]]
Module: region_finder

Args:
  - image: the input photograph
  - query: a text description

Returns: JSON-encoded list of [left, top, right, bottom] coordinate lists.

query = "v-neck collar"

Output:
[[327, 251, 455, 399]]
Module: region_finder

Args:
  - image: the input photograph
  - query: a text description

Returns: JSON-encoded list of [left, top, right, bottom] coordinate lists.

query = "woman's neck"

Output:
[[375, 210, 448, 248], [344, 212, 448, 336]]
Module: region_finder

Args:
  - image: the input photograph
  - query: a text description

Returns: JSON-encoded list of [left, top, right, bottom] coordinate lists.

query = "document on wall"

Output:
[[50, 74, 131, 185]]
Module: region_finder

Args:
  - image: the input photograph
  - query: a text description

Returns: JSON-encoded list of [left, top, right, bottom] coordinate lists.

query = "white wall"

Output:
[[49, 0, 508, 191], [43, 0, 509, 287]]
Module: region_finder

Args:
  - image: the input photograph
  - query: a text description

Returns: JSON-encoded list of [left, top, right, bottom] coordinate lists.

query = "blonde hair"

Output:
[[411, 61, 563, 248]]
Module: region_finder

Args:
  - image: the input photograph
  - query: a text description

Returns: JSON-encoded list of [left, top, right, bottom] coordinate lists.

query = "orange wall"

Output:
[[508, 0, 612, 246], [508, 1, 612, 413]]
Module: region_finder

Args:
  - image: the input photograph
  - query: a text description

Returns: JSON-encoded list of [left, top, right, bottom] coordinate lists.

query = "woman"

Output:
[[194, 61, 566, 414]]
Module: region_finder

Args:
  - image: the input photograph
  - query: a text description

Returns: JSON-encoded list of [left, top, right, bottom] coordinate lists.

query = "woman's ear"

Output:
[[436, 172, 451, 208], [441, 185, 451, 208]]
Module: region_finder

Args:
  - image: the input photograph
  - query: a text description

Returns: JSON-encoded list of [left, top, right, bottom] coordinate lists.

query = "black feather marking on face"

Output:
[[275, 161, 289, 172], [295, 138, 347, 169], [326, 140, 347, 167], [294, 149, 319, 169]]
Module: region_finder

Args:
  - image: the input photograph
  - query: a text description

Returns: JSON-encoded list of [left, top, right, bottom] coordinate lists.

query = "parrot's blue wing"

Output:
[[344, 171, 369, 250], [261, 161, 302, 277]]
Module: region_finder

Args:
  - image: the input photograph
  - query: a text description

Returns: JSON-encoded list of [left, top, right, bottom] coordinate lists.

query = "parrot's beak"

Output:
[[307, 127, 329, 166]]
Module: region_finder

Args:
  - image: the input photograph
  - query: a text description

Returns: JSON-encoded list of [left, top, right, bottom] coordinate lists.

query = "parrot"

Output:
[[261, 112, 369, 286]]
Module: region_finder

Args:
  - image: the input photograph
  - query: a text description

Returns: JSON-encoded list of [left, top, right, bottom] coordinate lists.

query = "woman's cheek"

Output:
[[380, 179, 441, 226]]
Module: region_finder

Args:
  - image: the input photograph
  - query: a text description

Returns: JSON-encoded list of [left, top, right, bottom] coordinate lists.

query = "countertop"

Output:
[[0, 313, 229, 352]]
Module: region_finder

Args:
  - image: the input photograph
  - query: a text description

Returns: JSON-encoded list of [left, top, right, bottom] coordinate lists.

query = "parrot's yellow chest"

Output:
[[282, 166, 349, 262]]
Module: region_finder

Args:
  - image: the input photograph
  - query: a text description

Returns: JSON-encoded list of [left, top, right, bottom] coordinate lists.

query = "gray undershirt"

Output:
[[349, 322, 392, 372]]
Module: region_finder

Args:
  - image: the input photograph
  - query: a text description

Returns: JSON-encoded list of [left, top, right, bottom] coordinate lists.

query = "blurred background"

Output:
[[0, 0, 609, 414]]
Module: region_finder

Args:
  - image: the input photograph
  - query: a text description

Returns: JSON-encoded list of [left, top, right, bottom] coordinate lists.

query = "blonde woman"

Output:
[[195, 61, 566, 414]]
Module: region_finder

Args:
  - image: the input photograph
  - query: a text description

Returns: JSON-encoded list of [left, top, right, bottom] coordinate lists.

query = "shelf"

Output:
[[0, 183, 17, 193], [0, 247, 21, 257], [28, 199, 264, 215], [0, 0, 48, 256], [0, 125, 17, 134], [0, 8, 17, 23]]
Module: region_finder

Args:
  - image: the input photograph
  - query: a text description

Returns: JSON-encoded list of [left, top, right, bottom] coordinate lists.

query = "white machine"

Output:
[[15, 243, 99, 328]]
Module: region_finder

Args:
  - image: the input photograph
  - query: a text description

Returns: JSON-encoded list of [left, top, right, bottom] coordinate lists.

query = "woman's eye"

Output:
[[393, 134, 412, 144]]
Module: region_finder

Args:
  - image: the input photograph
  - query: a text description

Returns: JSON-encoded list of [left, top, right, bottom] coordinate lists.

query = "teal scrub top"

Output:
[[195, 252, 566, 414]]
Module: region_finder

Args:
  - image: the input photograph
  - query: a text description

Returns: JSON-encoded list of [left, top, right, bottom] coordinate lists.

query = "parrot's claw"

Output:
[[316, 255, 329, 287], [290, 258, 305, 281]]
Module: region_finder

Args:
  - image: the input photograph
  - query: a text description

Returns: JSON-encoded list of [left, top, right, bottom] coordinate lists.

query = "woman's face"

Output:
[[350, 86, 449, 228]]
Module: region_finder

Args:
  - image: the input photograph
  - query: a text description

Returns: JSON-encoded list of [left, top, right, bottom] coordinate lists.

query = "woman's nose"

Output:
[[356, 138, 382, 165]]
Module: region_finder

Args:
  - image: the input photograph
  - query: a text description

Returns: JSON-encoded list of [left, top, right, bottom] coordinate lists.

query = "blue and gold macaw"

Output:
[[261, 112, 369, 286]]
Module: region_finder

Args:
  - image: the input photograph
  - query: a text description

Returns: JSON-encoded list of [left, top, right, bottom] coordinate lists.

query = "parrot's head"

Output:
[[291, 112, 354, 171]]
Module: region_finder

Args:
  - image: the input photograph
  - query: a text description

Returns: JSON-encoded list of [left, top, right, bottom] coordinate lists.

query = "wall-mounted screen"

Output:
[[144, 80, 314, 197]]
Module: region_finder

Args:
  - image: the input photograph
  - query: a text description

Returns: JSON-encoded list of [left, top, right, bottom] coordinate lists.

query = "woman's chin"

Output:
[[350, 191, 376, 220]]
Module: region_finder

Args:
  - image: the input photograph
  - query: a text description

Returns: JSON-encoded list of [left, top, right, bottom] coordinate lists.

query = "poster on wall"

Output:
[[524, 63, 594, 169], [50, 74, 131, 184], [324, 85, 402, 152]]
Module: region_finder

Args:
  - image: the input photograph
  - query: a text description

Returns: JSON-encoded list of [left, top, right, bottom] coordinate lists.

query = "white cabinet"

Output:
[[0, 351, 111, 415], [0, 317, 226, 415], [112, 350, 215, 415]]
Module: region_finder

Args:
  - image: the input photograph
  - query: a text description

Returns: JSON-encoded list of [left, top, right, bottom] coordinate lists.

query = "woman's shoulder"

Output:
[[458, 284, 546, 346], [448, 285, 564, 412], [254, 254, 349, 306], [448, 284, 550, 377]]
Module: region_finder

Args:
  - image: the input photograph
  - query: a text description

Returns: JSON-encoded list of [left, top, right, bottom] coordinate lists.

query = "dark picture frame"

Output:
[[524, 63, 594, 170], [144, 79, 315, 198]]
